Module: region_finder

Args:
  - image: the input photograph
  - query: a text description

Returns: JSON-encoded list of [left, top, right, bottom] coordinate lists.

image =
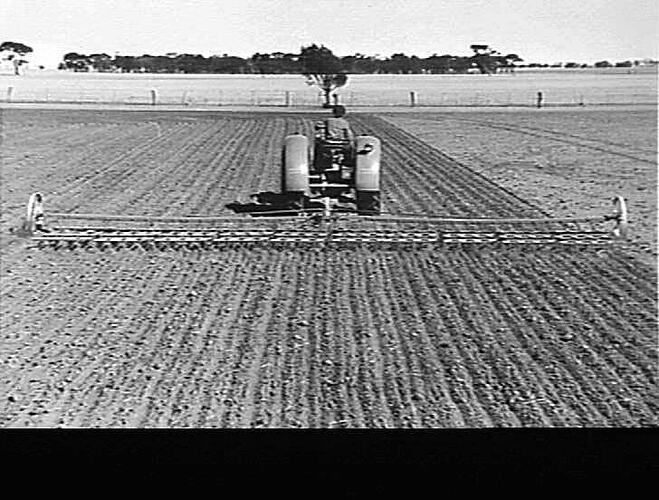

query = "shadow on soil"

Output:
[[225, 191, 356, 216]]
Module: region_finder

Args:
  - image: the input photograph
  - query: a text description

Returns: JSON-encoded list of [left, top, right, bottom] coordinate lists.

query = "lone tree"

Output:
[[299, 44, 348, 108], [469, 44, 501, 74], [0, 41, 33, 75]]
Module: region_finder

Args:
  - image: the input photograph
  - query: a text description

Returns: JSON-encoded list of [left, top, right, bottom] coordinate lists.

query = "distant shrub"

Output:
[[615, 61, 633, 67]]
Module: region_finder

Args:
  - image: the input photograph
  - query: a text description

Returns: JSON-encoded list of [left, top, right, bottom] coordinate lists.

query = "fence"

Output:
[[2, 85, 657, 107]]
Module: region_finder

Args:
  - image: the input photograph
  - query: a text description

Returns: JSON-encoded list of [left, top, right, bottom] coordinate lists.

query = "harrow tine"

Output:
[[29, 219, 622, 250]]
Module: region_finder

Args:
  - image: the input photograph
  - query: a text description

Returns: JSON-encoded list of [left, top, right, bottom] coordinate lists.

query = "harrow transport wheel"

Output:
[[25, 192, 44, 234], [611, 195, 629, 239], [282, 134, 310, 197]]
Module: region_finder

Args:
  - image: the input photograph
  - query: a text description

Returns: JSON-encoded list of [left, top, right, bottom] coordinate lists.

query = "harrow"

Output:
[[19, 192, 629, 250]]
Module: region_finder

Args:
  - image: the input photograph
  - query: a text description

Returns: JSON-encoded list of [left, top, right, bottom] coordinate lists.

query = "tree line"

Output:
[[59, 44, 524, 75], [2, 39, 652, 77]]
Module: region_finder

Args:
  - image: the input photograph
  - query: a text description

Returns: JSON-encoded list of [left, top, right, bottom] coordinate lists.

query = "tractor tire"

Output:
[[281, 134, 310, 196], [354, 136, 381, 193], [355, 136, 381, 215], [356, 191, 381, 215]]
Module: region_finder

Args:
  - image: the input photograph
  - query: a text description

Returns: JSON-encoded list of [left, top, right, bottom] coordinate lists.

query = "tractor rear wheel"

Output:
[[282, 134, 310, 196], [354, 136, 381, 215]]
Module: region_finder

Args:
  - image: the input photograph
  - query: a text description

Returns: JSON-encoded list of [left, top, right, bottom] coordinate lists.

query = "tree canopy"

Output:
[[0, 41, 33, 55]]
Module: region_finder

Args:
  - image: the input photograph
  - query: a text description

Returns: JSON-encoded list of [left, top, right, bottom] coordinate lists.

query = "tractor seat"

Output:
[[315, 122, 352, 143]]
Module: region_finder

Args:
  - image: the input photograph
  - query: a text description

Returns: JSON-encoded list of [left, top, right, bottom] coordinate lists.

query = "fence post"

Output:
[[150, 89, 157, 105], [409, 91, 417, 107], [285, 91, 291, 107], [7, 86, 14, 102]]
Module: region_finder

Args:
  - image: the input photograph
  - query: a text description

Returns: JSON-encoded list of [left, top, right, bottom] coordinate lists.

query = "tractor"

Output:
[[280, 119, 382, 215]]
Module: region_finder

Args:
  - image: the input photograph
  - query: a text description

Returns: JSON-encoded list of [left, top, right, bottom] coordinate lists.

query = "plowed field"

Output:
[[1, 109, 657, 427]]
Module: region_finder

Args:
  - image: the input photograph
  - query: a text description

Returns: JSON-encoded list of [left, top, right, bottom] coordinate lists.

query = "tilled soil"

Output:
[[1, 109, 657, 427], [2, 247, 656, 427], [382, 109, 657, 265]]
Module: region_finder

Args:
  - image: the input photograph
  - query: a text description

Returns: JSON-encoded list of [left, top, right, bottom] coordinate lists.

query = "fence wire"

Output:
[[2, 86, 657, 107]]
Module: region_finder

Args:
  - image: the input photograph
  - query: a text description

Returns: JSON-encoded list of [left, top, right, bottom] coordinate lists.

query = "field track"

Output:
[[1, 110, 657, 427]]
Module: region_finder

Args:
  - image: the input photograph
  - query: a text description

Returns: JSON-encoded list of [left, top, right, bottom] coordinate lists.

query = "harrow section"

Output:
[[30, 225, 619, 249], [20, 193, 629, 250]]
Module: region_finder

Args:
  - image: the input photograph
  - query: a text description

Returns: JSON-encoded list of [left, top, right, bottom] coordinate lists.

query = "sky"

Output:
[[1, 0, 657, 68]]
